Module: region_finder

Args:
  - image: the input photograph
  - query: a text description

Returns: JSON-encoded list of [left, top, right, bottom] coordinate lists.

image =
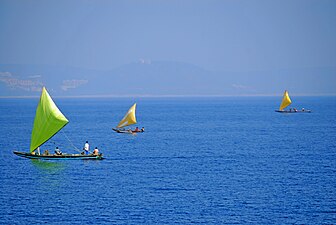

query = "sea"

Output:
[[0, 96, 335, 224]]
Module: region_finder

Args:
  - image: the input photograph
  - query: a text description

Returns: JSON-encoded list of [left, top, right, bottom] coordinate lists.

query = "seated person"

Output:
[[134, 127, 140, 132], [141, 127, 145, 132], [54, 147, 62, 155], [93, 147, 99, 156], [43, 150, 49, 155]]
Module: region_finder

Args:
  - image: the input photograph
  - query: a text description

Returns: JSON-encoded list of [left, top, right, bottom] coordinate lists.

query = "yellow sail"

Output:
[[30, 87, 69, 152], [279, 90, 292, 111], [117, 103, 137, 128]]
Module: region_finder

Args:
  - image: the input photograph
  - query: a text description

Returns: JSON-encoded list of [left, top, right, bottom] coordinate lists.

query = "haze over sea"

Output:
[[0, 96, 335, 224]]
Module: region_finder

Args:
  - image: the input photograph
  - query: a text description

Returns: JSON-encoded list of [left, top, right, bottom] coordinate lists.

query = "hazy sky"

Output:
[[1, 0, 335, 72]]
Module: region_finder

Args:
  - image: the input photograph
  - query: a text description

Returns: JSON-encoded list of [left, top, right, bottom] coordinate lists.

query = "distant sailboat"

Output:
[[112, 103, 144, 133], [13, 87, 103, 159], [275, 90, 311, 113]]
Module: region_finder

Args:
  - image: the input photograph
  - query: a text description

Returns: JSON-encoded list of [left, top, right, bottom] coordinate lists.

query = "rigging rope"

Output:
[[50, 140, 78, 153], [60, 130, 83, 153]]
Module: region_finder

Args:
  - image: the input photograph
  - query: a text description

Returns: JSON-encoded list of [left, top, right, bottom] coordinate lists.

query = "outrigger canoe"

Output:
[[13, 151, 103, 160], [112, 128, 144, 134], [112, 103, 144, 134], [275, 90, 311, 113], [275, 109, 311, 113], [13, 87, 104, 160]]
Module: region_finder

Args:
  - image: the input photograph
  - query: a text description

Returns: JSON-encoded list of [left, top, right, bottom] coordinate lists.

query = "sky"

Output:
[[0, 0, 335, 95]]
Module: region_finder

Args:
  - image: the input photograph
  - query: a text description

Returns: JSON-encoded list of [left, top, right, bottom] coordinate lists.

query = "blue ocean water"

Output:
[[0, 96, 335, 224]]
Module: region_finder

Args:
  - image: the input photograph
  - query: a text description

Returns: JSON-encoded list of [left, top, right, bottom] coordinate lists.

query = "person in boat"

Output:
[[134, 127, 140, 132], [302, 108, 305, 111], [43, 150, 49, 155], [33, 147, 41, 155], [55, 147, 62, 155], [93, 147, 99, 156], [84, 141, 90, 155], [30, 148, 38, 155], [294, 108, 297, 112], [141, 127, 145, 132]]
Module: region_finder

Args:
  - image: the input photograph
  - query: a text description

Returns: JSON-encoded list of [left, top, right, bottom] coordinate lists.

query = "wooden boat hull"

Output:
[[275, 110, 311, 113], [112, 128, 132, 133], [13, 151, 104, 160], [112, 128, 144, 134]]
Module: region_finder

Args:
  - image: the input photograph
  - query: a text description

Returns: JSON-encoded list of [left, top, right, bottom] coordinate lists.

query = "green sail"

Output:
[[30, 87, 69, 152]]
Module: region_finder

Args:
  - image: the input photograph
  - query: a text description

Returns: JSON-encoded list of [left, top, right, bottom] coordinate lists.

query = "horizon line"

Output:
[[0, 93, 335, 99]]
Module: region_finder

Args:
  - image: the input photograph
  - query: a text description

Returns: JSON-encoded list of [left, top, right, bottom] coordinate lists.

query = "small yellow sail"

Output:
[[117, 103, 137, 128], [279, 90, 292, 111]]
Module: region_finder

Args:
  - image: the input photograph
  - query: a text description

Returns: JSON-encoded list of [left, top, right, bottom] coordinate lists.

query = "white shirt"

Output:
[[84, 143, 89, 151]]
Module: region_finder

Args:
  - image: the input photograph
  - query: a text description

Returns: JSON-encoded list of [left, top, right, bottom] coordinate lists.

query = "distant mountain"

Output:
[[0, 62, 335, 96], [91, 61, 226, 96]]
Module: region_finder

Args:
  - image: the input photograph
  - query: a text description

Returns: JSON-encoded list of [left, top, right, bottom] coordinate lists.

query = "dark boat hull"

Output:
[[275, 110, 311, 113], [112, 128, 132, 133], [112, 128, 144, 134], [13, 151, 103, 160]]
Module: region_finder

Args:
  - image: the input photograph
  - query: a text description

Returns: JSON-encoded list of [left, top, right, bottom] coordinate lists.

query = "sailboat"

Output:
[[275, 90, 311, 113], [112, 103, 144, 133], [13, 87, 103, 160]]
